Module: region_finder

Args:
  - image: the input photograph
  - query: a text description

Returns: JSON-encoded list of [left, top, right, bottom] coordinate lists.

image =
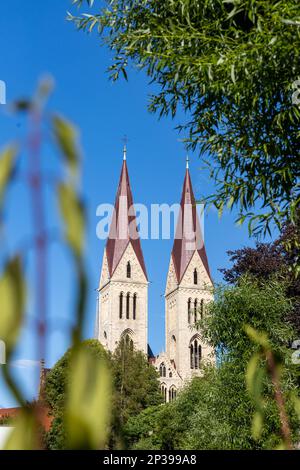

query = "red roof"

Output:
[[0, 405, 52, 432], [106, 158, 148, 280], [172, 167, 211, 283]]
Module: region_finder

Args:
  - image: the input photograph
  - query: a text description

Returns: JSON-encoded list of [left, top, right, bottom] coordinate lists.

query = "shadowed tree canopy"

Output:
[[70, 0, 300, 236]]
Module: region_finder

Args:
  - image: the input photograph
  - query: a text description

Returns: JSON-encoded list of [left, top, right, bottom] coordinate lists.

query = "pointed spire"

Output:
[[106, 157, 148, 280], [171, 163, 211, 283], [123, 144, 127, 161]]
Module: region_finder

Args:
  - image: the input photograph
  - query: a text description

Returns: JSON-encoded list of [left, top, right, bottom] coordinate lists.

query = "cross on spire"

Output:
[[186, 155, 189, 169], [122, 135, 129, 160]]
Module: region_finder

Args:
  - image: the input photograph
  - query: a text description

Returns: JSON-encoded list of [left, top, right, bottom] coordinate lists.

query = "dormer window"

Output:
[[193, 268, 198, 285], [127, 261, 131, 278]]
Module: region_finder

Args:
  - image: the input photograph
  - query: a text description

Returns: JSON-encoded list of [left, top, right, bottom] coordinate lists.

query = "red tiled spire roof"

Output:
[[106, 153, 148, 280], [171, 162, 211, 283]]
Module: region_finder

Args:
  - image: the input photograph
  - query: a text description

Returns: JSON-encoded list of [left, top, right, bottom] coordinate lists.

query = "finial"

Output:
[[122, 135, 129, 161], [186, 154, 189, 169]]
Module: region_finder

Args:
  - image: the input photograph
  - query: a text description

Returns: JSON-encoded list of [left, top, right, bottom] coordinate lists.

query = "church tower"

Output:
[[96, 148, 148, 354], [164, 159, 214, 382]]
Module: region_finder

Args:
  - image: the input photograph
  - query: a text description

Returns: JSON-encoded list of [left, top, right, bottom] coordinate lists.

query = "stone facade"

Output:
[[153, 251, 214, 401], [95, 155, 215, 403], [97, 242, 148, 354]]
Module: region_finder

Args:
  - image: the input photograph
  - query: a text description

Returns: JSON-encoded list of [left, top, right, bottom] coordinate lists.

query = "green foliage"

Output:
[[65, 344, 111, 449], [126, 278, 299, 450], [0, 78, 104, 449], [0, 145, 18, 211], [45, 340, 162, 449], [221, 220, 300, 332], [109, 342, 162, 448], [45, 340, 110, 449], [200, 277, 295, 361], [52, 115, 80, 179], [70, 0, 300, 235], [45, 339, 108, 413], [112, 343, 162, 425], [0, 257, 26, 355]]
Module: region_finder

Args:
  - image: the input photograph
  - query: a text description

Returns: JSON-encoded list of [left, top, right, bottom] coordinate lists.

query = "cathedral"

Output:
[[95, 148, 215, 402]]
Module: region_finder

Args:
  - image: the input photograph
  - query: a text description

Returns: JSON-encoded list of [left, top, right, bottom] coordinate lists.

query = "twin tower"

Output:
[[95, 150, 214, 402]]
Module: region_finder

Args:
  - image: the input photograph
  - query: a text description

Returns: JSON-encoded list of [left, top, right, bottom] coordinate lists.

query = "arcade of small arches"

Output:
[[190, 336, 202, 370], [187, 298, 204, 325], [159, 362, 173, 379], [160, 383, 177, 403], [119, 291, 138, 320]]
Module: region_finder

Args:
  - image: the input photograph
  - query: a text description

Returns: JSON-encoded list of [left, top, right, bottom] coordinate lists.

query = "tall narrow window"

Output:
[[119, 292, 123, 319], [133, 293, 137, 320], [188, 298, 192, 324], [126, 292, 130, 319], [193, 268, 198, 285], [194, 339, 199, 369], [200, 299, 204, 319], [169, 386, 177, 402], [194, 299, 198, 323], [161, 384, 167, 403], [159, 363, 166, 377], [190, 338, 202, 369], [198, 343, 202, 366], [190, 344, 194, 369], [127, 261, 131, 278]]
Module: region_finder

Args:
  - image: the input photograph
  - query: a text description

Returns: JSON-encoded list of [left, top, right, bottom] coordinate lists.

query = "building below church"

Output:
[[95, 148, 215, 402]]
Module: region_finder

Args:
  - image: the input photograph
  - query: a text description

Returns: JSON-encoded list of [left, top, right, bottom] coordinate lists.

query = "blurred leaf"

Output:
[[37, 76, 54, 99], [65, 347, 111, 449], [293, 395, 300, 420], [251, 411, 263, 441], [4, 411, 40, 450], [0, 257, 26, 352], [53, 115, 80, 177], [244, 325, 269, 349], [57, 183, 85, 258], [12, 100, 33, 112], [0, 145, 18, 209]]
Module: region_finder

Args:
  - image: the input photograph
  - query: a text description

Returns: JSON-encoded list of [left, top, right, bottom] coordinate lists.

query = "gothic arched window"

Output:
[[169, 386, 177, 402], [121, 329, 134, 350], [188, 298, 192, 324], [190, 337, 202, 369], [123, 334, 133, 350], [194, 299, 198, 323], [119, 292, 123, 319], [200, 299, 204, 319], [193, 268, 198, 285], [127, 261, 131, 278], [159, 363, 166, 377], [170, 334, 176, 360], [133, 293, 137, 320], [126, 292, 130, 319], [161, 384, 167, 403]]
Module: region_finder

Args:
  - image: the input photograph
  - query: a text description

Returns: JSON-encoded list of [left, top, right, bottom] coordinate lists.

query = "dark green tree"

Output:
[[111, 341, 162, 447], [70, 0, 300, 235]]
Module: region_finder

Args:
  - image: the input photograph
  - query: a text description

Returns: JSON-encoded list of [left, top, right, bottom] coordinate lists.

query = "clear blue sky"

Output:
[[0, 0, 274, 407]]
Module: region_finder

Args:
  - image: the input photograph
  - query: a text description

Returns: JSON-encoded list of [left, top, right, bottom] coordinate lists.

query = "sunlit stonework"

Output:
[[96, 150, 215, 403]]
